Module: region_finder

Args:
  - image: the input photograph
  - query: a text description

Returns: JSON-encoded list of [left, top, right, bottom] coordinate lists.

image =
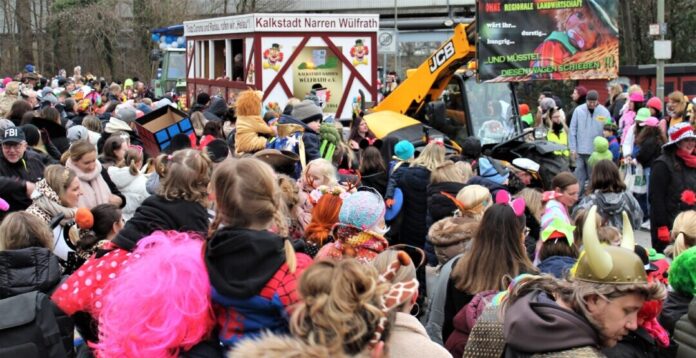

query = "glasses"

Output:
[[1, 142, 23, 150]]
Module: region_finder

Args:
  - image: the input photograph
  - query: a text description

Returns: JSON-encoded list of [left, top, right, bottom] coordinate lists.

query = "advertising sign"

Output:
[[292, 47, 344, 114], [477, 0, 619, 82]]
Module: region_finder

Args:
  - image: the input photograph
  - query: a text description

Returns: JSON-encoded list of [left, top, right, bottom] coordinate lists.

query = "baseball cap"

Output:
[[2, 127, 25, 144]]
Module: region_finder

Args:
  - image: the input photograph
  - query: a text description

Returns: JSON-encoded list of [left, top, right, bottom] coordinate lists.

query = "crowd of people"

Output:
[[0, 66, 695, 358]]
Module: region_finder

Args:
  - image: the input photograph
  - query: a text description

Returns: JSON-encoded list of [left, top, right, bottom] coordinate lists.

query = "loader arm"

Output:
[[373, 23, 476, 117]]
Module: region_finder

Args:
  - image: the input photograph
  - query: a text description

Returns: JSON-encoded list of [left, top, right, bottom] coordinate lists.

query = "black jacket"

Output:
[[0, 150, 46, 214], [0, 247, 74, 354], [278, 115, 321, 162], [427, 181, 466, 227], [394, 165, 431, 247], [649, 152, 696, 252], [203, 97, 228, 122], [636, 136, 663, 169], [660, 290, 693, 336], [602, 327, 672, 358], [360, 170, 388, 197], [29, 117, 70, 153], [112, 195, 209, 251]]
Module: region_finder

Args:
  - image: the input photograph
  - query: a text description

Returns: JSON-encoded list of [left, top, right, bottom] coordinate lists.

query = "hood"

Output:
[[428, 216, 478, 247], [230, 333, 364, 358], [30, 117, 66, 138], [452, 290, 497, 333], [594, 191, 629, 215], [205, 227, 286, 299], [278, 114, 316, 134], [206, 97, 228, 118], [0, 247, 62, 299], [504, 291, 599, 352], [593, 137, 609, 153], [105, 117, 133, 133], [537, 256, 577, 278], [107, 165, 138, 188]]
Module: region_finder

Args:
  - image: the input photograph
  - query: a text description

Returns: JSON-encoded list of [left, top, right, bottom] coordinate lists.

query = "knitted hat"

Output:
[[540, 97, 556, 112], [664, 122, 696, 148], [478, 157, 509, 185], [67, 125, 89, 143], [339, 191, 385, 231], [291, 100, 323, 124], [646, 97, 663, 112], [635, 107, 651, 123], [629, 92, 645, 102], [574, 86, 588, 98], [586, 90, 599, 101], [519, 104, 530, 116], [316, 224, 389, 264], [668, 246, 696, 295], [394, 140, 415, 161]]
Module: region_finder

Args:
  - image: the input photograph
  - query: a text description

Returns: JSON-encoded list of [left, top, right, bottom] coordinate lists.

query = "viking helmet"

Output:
[[573, 206, 647, 284]]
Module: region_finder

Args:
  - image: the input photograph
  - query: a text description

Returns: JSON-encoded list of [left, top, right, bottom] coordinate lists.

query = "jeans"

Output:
[[574, 154, 591, 197]]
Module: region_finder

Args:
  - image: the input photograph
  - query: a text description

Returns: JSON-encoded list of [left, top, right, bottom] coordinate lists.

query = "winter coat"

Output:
[[467, 176, 508, 197], [424, 254, 462, 345], [443, 264, 475, 343], [635, 136, 663, 169], [607, 135, 620, 162], [203, 97, 227, 122], [573, 190, 643, 231], [537, 255, 577, 279], [229, 332, 369, 358], [602, 327, 665, 358], [388, 312, 453, 358], [278, 115, 321, 162], [659, 290, 693, 336], [674, 296, 696, 358], [649, 152, 696, 251], [29, 117, 70, 153], [112, 195, 209, 251], [234, 114, 274, 154], [205, 227, 312, 347], [427, 216, 477, 265], [0, 150, 46, 213], [445, 290, 496, 357], [0, 176, 31, 219], [360, 170, 388, 197], [503, 291, 604, 357], [393, 165, 431, 247], [107, 166, 150, 221], [427, 181, 466, 227], [569, 103, 611, 155], [0, 247, 74, 354]]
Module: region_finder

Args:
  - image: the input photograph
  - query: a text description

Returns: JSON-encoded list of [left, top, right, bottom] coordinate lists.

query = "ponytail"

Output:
[[284, 238, 297, 273], [123, 148, 143, 177], [673, 233, 688, 258]]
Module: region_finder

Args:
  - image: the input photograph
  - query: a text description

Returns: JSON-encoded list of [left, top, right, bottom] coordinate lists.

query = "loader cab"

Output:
[[426, 71, 520, 148]]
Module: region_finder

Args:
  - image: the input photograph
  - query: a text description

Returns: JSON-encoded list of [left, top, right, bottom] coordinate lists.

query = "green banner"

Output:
[[477, 0, 619, 82]]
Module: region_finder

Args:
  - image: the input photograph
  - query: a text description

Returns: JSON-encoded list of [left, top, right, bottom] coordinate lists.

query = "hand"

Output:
[[25, 181, 35, 197], [385, 198, 394, 208], [109, 194, 123, 207], [657, 226, 670, 243]]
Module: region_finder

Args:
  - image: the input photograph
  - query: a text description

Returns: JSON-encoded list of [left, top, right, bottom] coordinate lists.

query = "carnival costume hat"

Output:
[[663, 122, 696, 148], [574, 206, 647, 284]]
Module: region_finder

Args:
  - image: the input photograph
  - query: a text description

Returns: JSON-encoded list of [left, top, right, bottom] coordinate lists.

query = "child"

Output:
[[603, 123, 620, 163], [598, 225, 622, 246], [205, 158, 312, 347], [234, 90, 274, 154], [297, 158, 339, 229], [303, 188, 345, 257], [107, 147, 149, 221], [587, 137, 614, 171], [112, 149, 211, 251]]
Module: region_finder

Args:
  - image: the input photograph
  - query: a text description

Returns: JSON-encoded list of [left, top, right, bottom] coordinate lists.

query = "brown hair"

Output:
[[552, 172, 578, 192], [636, 126, 667, 147], [516, 188, 543, 222], [156, 149, 211, 205], [359, 146, 386, 175], [539, 238, 579, 262], [589, 160, 626, 193], [670, 210, 696, 258], [598, 226, 621, 246], [0, 212, 53, 250], [82, 115, 102, 133], [102, 135, 126, 166], [78, 204, 122, 250], [452, 204, 536, 292], [40, 107, 61, 125], [123, 148, 143, 176], [290, 259, 389, 355], [668, 91, 687, 117], [62, 139, 96, 165]]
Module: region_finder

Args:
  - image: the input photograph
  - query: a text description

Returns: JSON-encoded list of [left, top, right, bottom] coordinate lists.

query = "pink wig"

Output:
[[94, 231, 214, 358]]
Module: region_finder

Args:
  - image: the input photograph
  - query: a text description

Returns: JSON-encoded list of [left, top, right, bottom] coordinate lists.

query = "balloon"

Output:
[[160, 36, 166, 43], [159, 42, 168, 50], [176, 36, 185, 45], [151, 33, 160, 42], [167, 36, 176, 43], [168, 42, 178, 49]]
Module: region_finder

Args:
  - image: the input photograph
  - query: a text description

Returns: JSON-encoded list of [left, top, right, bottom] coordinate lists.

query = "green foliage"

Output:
[[52, 0, 99, 12]]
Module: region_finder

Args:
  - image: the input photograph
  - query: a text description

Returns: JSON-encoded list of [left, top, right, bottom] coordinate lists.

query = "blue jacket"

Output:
[[607, 135, 620, 162], [277, 115, 321, 162], [569, 104, 611, 155], [538, 255, 577, 279]]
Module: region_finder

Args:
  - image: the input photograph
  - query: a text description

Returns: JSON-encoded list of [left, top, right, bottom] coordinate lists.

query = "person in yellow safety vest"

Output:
[[546, 107, 570, 159]]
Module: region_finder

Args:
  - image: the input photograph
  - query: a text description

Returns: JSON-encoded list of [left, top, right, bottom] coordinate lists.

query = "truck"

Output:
[[150, 25, 187, 100], [182, 13, 379, 119], [365, 23, 567, 189]]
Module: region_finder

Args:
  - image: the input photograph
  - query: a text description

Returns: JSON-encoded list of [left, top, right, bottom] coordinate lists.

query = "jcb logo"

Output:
[[429, 41, 455, 73]]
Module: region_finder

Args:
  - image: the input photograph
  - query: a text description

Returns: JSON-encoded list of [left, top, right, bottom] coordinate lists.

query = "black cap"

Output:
[[2, 127, 25, 144]]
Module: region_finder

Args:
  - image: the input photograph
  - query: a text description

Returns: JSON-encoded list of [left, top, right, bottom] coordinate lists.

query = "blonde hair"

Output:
[[210, 158, 295, 271], [61, 139, 96, 165], [455, 184, 492, 219], [671, 210, 696, 258], [598, 226, 621, 246], [123, 148, 143, 176], [430, 160, 465, 184], [0, 212, 53, 250], [82, 115, 102, 133], [44, 164, 77, 202], [411, 142, 445, 172], [290, 259, 388, 355], [303, 158, 338, 188], [608, 84, 623, 100], [516, 188, 542, 222], [455, 161, 473, 182], [156, 149, 211, 205]]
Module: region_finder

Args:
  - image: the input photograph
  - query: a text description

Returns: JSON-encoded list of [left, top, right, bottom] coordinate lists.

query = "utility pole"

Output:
[[394, 0, 399, 78], [656, 0, 665, 111]]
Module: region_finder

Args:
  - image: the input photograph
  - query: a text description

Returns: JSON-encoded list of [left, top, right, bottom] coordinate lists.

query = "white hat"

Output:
[[512, 158, 540, 173], [663, 122, 696, 148]]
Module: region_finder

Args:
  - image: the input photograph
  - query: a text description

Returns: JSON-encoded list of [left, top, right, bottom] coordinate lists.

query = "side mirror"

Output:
[[534, 126, 548, 139]]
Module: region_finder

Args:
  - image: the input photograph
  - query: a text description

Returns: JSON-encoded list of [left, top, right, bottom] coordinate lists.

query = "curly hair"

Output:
[[156, 149, 212, 205], [290, 259, 390, 356], [304, 193, 343, 246], [235, 90, 262, 117]]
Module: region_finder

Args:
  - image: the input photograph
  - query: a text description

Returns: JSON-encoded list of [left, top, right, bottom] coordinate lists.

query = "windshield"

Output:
[[464, 78, 517, 145], [166, 52, 186, 80]]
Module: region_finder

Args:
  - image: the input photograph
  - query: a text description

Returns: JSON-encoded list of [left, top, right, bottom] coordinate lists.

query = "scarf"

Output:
[[27, 179, 77, 225], [65, 159, 112, 209], [676, 148, 696, 168]]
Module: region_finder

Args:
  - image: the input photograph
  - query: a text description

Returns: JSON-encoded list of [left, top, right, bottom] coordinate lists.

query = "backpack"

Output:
[[0, 291, 69, 358]]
